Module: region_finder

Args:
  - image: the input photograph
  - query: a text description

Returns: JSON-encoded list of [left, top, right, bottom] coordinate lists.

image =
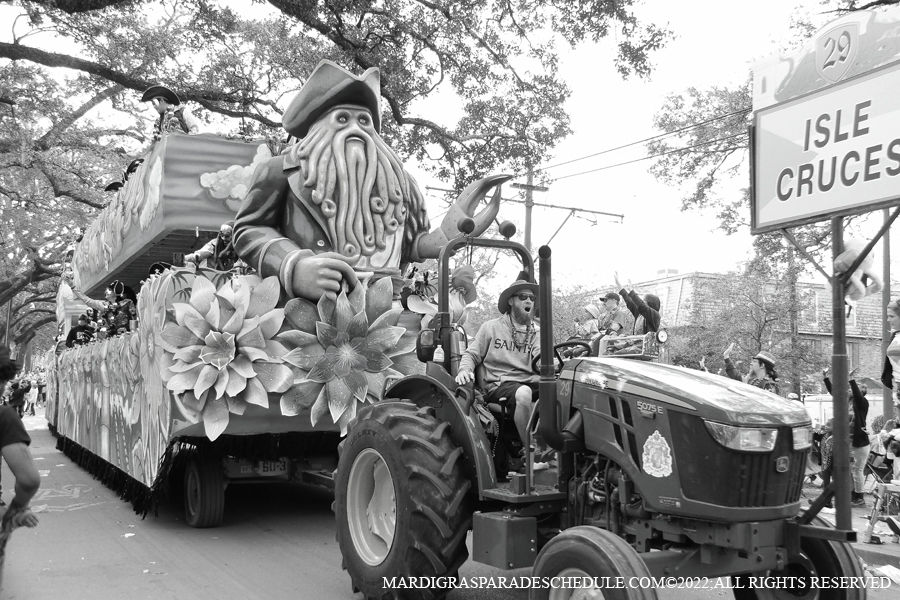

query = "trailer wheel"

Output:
[[531, 526, 658, 600], [732, 516, 864, 600], [334, 401, 472, 600], [184, 454, 225, 528]]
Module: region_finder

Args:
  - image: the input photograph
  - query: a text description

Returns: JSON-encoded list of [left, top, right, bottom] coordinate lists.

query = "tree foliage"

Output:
[[0, 0, 670, 351]]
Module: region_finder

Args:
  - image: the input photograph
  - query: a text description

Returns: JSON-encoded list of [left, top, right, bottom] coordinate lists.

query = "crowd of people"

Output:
[[0, 370, 45, 419], [63, 280, 138, 348]]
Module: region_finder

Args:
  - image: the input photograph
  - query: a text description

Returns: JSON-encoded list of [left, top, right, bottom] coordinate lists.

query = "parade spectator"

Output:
[[24, 379, 37, 418], [723, 343, 780, 394], [882, 298, 900, 420], [819, 418, 835, 508], [614, 272, 661, 334], [185, 222, 239, 271], [823, 368, 869, 507], [880, 419, 900, 482], [7, 382, 26, 419], [65, 314, 95, 348], [455, 280, 545, 470], [0, 345, 40, 529]]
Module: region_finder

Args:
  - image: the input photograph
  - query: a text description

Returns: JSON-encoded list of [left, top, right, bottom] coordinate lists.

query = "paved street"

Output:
[[1, 414, 897, 600]]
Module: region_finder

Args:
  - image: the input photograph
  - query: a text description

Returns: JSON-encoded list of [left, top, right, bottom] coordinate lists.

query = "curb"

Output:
[[855, 543, 900, 567]]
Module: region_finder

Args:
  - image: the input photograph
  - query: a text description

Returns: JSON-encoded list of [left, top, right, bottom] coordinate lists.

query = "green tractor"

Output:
[[333, 229, 862, 600]]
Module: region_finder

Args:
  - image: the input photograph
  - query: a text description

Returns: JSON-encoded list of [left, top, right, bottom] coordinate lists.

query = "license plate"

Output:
[[257, 459, 288, 476]]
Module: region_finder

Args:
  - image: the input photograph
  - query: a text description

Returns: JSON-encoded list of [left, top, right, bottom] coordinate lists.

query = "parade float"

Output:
[[47, 61, 503, 527]]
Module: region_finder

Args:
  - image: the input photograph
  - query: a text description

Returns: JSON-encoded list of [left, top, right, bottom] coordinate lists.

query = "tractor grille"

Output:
[[668, 413, 808, 508]]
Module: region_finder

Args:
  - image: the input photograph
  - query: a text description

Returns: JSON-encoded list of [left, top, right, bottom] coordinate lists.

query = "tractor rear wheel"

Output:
[[183, 453, 225, 528], [334, 401, 472, 600], [732, 516, 864, 600], [531, 526, 659, 600]]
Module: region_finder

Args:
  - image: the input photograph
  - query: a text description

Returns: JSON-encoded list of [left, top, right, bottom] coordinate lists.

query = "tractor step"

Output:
[[482, 483, 566, 503]]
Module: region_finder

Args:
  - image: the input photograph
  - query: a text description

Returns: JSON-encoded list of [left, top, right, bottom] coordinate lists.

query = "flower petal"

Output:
[[167, 365, 204, 392], [229, 354, 256, 378], [282, 345, 325, 370], [189, 275, 218, 315], [305, 356, 336, 384], [242, 376, 269, 408], [222, 304, 247, 336], [386, 333, 417, 357], [327, 377, 354, 423], [309, 387, 328, 426], [280, 381, 323, 416], [390, 352, 424, 376], [335, 292, 355, 332], [347, 281, 365, 314], [264, 340, 288, 362], [174, 302, 203, 328], [172, 344, 204, 363], [238, 346, 270, 362], [346, 310, 368, 340], [213, 366, 230, 398], [231, 277, 252, 314], [167, 359, 205, 374], [365, 326, 406, 352], [224, 368, 247, 397], [365, 276, 394, 326], [284, 298, 318, 334], [237, 323, 266, 349], [226, 395, 248, 415], [204, 295, 220, 329], [367, 308, 402, 332], [194, 364, 220, 398], [274, 330, 319, 348], [215, 294, 236, 331], [237, 314, 261, 341], [336, 398, 359, 436], [201, 395, 229, 441], [345, 370, 368, 402], [246, 276, 281, 318], [160, 323, 202, 351], [316, 321, 338, 349], [252, 362, 293, 393], [317, 293, 336, 324], [259, 309, 285, 340], [362, 349, 393, 372]]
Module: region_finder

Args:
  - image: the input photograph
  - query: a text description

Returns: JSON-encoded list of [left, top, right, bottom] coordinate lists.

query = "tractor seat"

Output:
[[474, 364, 511, 418]]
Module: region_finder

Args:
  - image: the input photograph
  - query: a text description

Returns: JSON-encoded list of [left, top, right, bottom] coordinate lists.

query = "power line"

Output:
[[552, 131, 749, 182], [534, 107, 751, 174]]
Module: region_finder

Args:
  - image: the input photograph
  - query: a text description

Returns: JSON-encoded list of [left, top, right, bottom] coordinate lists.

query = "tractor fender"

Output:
[[385, 370, 497, 496]]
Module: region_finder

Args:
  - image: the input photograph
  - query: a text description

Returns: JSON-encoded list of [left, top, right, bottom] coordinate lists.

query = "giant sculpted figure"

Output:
[[234, 60, 506, 301]]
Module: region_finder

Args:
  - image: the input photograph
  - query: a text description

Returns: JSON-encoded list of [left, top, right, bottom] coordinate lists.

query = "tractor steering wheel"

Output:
[[532, 341, 592, 375]]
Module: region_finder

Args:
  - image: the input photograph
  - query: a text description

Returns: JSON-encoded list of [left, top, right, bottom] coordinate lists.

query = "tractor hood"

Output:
[[564, 358, 810, 426]]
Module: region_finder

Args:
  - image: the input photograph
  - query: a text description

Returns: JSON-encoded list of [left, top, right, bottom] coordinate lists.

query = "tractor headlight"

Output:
[[792, 426, 813, 450], [704, 421, 778, 453], [656, 329, 668, 344]]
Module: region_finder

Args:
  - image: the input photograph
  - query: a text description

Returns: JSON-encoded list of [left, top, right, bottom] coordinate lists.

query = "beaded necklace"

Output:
[[506, 313, 536, 350]]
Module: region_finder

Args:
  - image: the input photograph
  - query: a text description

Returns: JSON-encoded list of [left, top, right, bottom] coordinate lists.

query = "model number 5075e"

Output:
[[637, 401, 664, 415]]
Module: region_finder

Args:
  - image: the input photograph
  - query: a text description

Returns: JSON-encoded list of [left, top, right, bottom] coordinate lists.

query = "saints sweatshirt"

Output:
[[458, 316, 539, 392]]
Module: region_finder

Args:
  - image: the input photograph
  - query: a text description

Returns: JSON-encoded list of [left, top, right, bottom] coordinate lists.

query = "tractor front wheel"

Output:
[[334, 401, 472, 600], [531, 526, 659, 600], [732, 516, 864, 600]]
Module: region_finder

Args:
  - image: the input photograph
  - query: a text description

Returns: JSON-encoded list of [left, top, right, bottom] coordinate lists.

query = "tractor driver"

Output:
[[455, 280, 542, 461]]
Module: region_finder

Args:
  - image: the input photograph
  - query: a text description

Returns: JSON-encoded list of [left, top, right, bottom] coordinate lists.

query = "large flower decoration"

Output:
[[159, 274, 293, 440], [280, 276, 415, 434]]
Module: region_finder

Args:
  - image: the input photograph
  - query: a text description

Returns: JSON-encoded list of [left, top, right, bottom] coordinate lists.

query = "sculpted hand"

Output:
[[291, 252, 360, 301], [455, 370, 475, 385]]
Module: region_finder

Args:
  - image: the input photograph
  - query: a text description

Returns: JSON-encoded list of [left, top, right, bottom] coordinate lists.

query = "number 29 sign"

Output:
[[816, 23, 859, 84]]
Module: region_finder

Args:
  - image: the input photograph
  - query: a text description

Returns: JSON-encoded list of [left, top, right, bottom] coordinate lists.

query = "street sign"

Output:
[[751, 60, 900, 234]]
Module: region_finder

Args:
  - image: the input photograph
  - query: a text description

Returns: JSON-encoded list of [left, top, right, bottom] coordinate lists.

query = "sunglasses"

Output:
[[516, 293, 536, 301]]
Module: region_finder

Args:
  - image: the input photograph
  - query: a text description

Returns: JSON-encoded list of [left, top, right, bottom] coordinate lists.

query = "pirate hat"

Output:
[[281, 59, 381, 138], [498, 280, 539, 314], [141, 85, 181, 106]]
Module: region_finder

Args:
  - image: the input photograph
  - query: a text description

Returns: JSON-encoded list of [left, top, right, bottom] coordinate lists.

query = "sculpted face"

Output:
[[290, 104, 417, 262]]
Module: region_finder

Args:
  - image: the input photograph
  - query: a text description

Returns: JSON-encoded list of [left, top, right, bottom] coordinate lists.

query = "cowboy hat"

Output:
[[498, 280, 539, 314], [281, 59, 381, 139], [450, 265, 477, 305], [753, 350, 776, 367], [141, 85, 181, 106]]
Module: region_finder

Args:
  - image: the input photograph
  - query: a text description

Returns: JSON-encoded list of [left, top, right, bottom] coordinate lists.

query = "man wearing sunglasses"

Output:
[[456, 280, 542, 466]]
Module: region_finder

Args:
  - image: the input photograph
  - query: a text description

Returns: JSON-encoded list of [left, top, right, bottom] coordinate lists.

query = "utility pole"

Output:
[[511, 164, 547, 252], [883, 208, 893, 421]]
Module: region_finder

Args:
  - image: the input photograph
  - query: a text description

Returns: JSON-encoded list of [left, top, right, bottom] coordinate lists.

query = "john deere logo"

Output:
[[775, 456, 790, 473]]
